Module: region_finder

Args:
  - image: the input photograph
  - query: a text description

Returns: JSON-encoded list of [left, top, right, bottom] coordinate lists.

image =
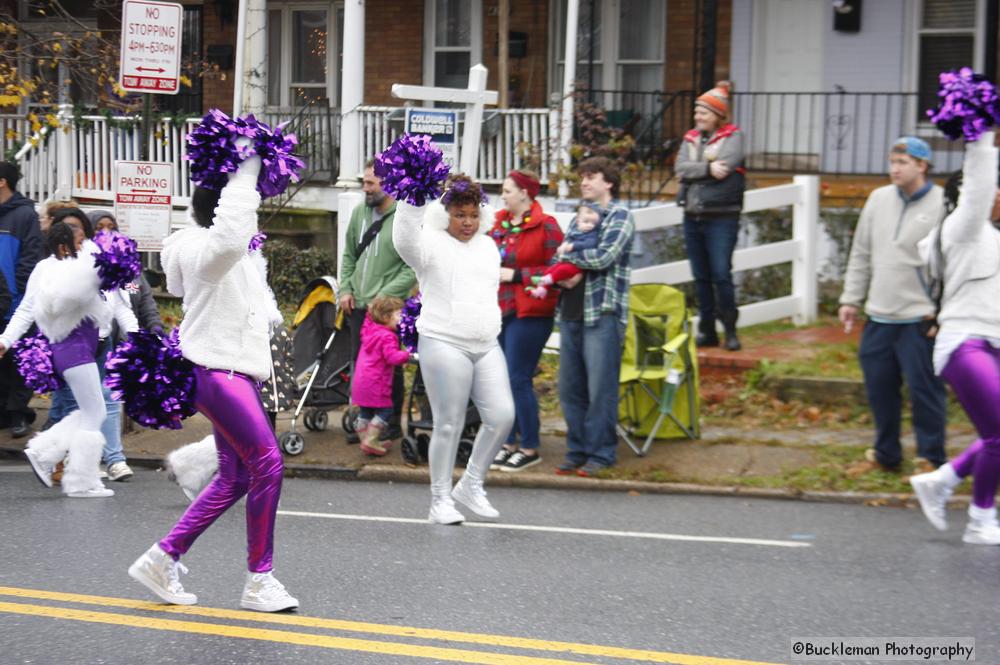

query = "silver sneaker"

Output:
[[910, 471, 951, 531], [107, 461, 134, 482], [428, 497, 465, 525], [67, 486, 115, 498], [24, 449, 53, 488], [452, 476, 499, 519], [128, 544, 197, 605], [240, 571, 299, 612]]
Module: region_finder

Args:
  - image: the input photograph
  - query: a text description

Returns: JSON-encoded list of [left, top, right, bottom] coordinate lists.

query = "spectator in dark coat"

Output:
[[0, 161, 45, 437]]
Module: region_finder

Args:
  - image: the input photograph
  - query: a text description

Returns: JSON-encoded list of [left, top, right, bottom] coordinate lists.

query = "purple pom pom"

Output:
[[93, 231, 142, 291], [398, 293, 421, 353], [247, 116, 307, 199], [12, 332, 63, 394], [104, 329, 197, 430], [248, 231, 267, 253], [374, 134, 451, 206], [186, 109, 256, 191], [927, 68, 1000, 142]]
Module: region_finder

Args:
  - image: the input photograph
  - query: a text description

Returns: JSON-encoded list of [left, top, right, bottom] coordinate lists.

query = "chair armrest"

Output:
[[661, 333, 689, 354]]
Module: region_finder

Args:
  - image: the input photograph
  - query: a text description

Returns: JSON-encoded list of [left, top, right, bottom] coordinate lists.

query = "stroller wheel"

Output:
[[401, 436, 420, 465], [279, 431, 305, 456], [341, 409, 357, 434], [312, 409, 329, 431], [456, 438, 474, 466], [416, 433, 431, 462], [303, 410, 317, 431]]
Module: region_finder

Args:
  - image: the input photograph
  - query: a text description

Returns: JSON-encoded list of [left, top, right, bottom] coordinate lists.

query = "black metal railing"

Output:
[[258, 103, 340, 183], [576, 89, 964, 205]]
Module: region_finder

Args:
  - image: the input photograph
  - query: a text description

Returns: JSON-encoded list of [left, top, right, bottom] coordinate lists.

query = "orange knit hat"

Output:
[[695, 81, 731, 118]]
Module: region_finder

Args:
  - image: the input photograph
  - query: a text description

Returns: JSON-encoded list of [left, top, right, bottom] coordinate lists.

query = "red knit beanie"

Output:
[[695, 81, 731, 118]]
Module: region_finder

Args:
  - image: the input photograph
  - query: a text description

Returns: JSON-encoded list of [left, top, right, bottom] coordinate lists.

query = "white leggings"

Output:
[[63, 363, 108, 431], [417, 336, 515, 499]]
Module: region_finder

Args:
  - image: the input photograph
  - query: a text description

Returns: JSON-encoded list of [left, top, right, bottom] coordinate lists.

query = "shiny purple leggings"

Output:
[[160, 367, 284, 572], [940, 339, 1000, 509]]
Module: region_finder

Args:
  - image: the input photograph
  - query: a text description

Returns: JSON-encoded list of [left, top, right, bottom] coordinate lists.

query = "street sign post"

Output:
[[119, 0, 183, 95], [405, 108, 459, 169], [114, 161, 173, 252]]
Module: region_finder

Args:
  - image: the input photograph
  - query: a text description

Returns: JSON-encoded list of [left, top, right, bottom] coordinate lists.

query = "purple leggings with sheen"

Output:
[[160, 367, 284, 572], [940, 339, 1000, 509]]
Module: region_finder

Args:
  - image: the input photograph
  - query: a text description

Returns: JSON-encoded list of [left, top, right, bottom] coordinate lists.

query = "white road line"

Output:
[[0, 466, 31, 473], [277, 510, 812, 548]]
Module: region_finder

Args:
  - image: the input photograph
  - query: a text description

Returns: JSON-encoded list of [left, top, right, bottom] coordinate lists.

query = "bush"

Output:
[[262, 239, 335, 306]]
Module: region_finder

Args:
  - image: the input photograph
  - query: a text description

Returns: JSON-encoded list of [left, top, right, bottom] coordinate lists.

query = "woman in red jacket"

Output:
[[489, 170, 564, 472]]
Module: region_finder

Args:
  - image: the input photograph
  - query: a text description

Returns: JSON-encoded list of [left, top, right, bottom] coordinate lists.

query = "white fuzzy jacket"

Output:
[[919, 132, 1000, 365], [392, 200, 502, 353], [0, 242, 138, 348], [161, 169, 281, 381]]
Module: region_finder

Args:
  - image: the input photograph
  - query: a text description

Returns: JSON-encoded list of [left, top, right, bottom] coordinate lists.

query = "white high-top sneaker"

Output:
[[24, 449, 54, 488], [128, 544, 197, 604], [963, 504, 1000, 545], [428, 496, 465, 525], [910, 465, 957, 531], [451, 476, 499, 520], [240, 571, 299, 612]]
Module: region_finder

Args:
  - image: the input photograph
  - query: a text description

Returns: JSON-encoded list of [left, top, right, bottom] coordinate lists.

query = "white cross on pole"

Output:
[[391, 64, 498, 176]]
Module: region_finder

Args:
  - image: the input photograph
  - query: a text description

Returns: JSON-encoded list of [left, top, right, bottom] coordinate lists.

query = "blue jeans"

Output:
[[683, 215, 739, 320], [499, 315, 554, 450], [558, 314, 626, 467], [858, 321, 947, 467], [358, 406, 393, 424], [49, 339, 125, 466]]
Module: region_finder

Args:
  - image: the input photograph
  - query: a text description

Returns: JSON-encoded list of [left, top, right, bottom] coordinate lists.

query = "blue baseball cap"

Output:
[[892, 136, 932, 163]]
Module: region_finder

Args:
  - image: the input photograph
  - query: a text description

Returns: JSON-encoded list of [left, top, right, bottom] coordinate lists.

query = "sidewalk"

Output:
[[0, 319, 974, 505]]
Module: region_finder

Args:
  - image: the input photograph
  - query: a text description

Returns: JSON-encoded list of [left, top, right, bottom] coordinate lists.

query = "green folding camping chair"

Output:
[[618, 283, 700, 456]]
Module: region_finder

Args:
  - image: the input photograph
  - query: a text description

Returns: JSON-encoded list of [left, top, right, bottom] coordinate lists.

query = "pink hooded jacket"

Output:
[[351, 314, 411, 408]]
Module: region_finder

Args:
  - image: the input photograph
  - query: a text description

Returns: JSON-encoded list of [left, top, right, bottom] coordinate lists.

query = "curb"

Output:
[[0, 445, 968, 509]]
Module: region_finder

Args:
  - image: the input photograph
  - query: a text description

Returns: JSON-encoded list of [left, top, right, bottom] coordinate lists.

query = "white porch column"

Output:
[[558, 0, 579, 199], [232, 0, 248, 115], [243, 0, 268, 115], [54, 103, 73, 200], [337, 0, 366, 188]]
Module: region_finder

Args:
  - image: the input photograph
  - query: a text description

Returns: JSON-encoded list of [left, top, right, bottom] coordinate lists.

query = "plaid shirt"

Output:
[[563, 201, 635, 326]]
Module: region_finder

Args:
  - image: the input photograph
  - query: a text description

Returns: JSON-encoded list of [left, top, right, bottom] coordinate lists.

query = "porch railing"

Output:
[[14, 104, 339, 206], [355, 105, 559, 184]]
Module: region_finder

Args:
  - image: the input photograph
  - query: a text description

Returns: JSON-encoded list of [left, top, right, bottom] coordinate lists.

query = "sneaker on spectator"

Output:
[[490, 447, 515, 470], [108, 461, 134, 482], [576, 461, 609, 477], [555, 461, 581, 476], [500, 451, 541, 473]]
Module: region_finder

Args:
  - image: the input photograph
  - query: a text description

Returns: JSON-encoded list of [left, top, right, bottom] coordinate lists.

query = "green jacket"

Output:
[[339, 201, 416, 308]]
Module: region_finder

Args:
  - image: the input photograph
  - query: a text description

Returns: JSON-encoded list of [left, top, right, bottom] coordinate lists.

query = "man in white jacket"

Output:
[[839, 137, 947, 472]]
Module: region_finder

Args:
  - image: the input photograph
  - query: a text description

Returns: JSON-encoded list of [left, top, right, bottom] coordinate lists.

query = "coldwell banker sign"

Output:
[[405, 109, 459, 169], [119, 0, 183, 94]]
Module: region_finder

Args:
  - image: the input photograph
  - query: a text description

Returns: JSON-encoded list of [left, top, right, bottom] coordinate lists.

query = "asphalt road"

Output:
[[0, 458, 995, 665]]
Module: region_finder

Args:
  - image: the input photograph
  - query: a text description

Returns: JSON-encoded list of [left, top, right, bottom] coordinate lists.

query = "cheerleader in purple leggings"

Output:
[[910, 129, 1000, 545], [128, 150, 298, 611]]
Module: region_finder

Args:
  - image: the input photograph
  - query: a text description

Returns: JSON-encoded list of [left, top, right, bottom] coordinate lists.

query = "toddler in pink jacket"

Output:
[[351, 296, 412, 455]]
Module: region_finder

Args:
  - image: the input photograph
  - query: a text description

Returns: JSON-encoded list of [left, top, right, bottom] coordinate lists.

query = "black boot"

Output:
[[695, 316, 719, 348], [721, 309, 741, 351]]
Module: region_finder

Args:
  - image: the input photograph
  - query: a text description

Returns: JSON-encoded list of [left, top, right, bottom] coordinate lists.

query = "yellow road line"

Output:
[[0, 586, 781, 665]]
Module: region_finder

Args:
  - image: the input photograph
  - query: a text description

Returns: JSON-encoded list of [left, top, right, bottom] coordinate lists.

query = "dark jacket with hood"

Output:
[[0, 192, 44, 321]]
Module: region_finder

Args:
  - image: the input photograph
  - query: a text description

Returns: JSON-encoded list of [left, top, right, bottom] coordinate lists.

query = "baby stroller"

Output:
[[400, 361, 481, 466], [277, 276, 354, 455]]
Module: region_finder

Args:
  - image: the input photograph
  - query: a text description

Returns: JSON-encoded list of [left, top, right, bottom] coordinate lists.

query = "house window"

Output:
[[267, 3, 343, 108], [551, 0, 665, 94], [424, 0, 483, 93], [159, 6, 203, 115], [916, 0, 983, 117]]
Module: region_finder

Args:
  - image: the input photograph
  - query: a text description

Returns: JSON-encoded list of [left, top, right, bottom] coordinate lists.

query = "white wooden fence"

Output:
[[548, 175, 820, 332]]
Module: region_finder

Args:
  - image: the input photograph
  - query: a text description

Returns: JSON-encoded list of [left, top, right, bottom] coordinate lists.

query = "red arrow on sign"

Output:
[[135, 67, 166, 73]]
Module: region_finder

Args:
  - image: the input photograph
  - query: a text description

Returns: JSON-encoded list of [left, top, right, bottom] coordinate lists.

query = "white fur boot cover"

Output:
[[62, 428, 107, 495], [25, 411, 82, 467], [165, 435, 218, 501]]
